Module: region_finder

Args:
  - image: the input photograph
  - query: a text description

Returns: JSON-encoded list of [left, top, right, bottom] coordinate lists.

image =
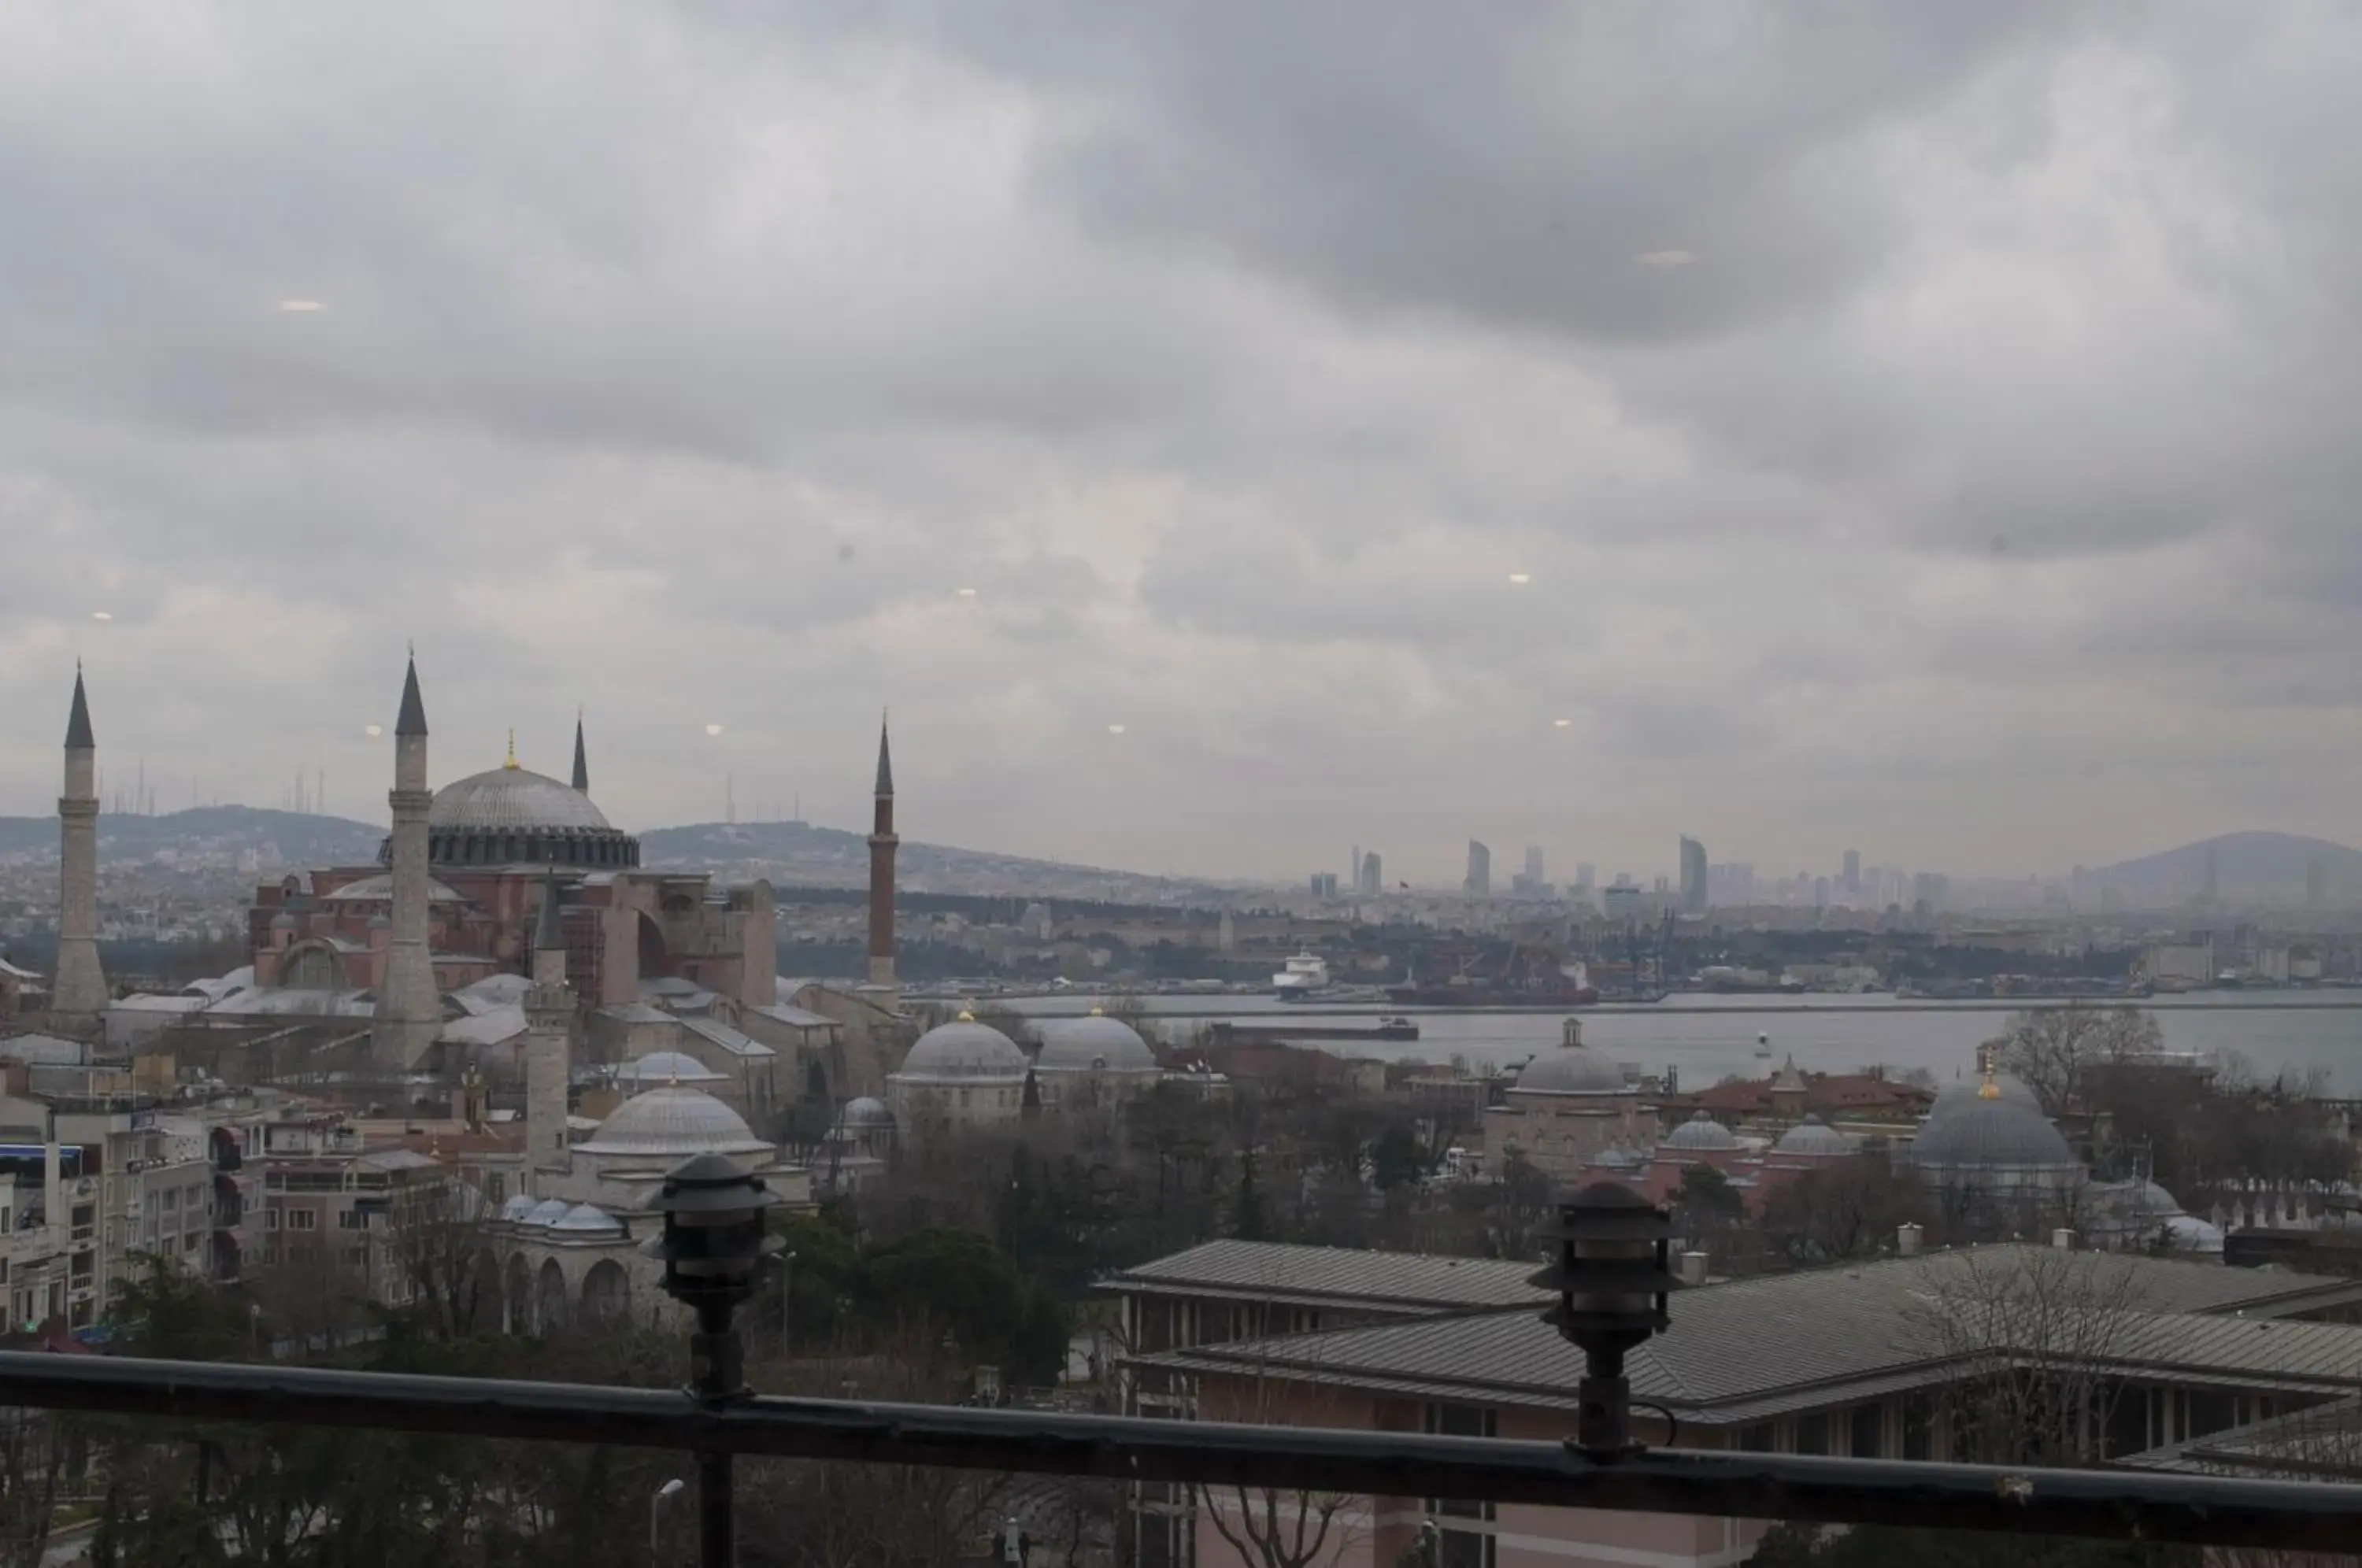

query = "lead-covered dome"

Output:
[[1662, 1111, 1742, 1152], [841, 1096, 894, 1128], [1036, 1012, 1157, 1073], [1512, 1042, 1630, 1096], [1927, 1074, 2042, 1122], [379, 762, 640, 869], [576, 1084, 772, 1158], [1773, 1115, 1858, 1156], [897, 1018, 1027, 1082], [1907, 1096, 2081, 1189], [620, 1050, 726, 1087]]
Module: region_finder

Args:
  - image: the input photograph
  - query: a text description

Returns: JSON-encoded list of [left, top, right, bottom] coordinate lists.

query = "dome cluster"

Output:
[[498, 1194, 624, 1237], [897, 1018, 1031, 1082], [1662, 1111, 1742, 1152], [1035, 1012, 1158, 1074]]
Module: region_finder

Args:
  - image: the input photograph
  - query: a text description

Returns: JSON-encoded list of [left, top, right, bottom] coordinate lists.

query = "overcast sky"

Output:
[[3, 5, 2357, 886]]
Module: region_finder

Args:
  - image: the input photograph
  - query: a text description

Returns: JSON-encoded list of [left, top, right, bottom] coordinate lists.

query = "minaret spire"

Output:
[[374, 652, 442, 1070], [865, 710, 899, 993], [524, 867, 576, 1189], [51, 666, 109, 1033], [571, 709, 590, 793]]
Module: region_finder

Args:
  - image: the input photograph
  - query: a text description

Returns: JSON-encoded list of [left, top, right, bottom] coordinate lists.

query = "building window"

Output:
[[1738, 1424, 1775, 1452], [161, 1189, 178, 1211], [1424, 1403, 1498, 1567], [338, 1211, 370, 1230], [1795, 1412, 1829, 1455], [287, 1210, 317, 1232], [1850, 1403, 1883, 1459], [264, 1210, 280, 1231]]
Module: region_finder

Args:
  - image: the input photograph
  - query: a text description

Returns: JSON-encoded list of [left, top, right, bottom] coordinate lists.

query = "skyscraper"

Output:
[[1678, 836, 1709, 915], [1360, 851, 1383, 895], [1465, 840, 1492, 899], [1523, 845, 1545, 885], [1842, 849, 1860, 897], [1575, 861, 1596, 891]]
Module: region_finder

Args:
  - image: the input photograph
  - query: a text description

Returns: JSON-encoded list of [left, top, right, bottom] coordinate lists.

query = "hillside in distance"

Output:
[[2089, 831, 2362, 903], [0, 805, 384, 867], [639, 819, 1229, 901], [0, 805, 1224, 902]]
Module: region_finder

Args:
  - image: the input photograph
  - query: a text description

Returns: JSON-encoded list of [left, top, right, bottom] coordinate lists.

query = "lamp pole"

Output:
[[645, 1153, 783, 1568], [1532, 1181, 1679, 1458], [651, 1477, 686, 1566]]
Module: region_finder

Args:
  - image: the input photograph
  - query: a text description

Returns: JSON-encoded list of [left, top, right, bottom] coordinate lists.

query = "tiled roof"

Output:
[[1133, 1245, 2362, 1422], [682, 1017, 776, 1059], [1106, 1240, 1547, 1313]]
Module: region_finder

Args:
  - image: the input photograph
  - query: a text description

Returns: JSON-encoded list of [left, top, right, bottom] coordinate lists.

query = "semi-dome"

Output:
[[378, 761, 641, 870], [1035, 1011, 1157, 1073], [499, 1193, 539, 1222], [620, 1050, 726, 1086], [575, 1084, 772, 1158], [841, 1096, 894, 1128], [897, 1017, 1028, 1082], [522, 1198, 572, 1228], [1773, 1115, 1858, 1156], [552, 1203, 624, 1236], [1927, 1073, 2042, 1122], [1662, 1111, 1741, 1152], [1512, 1042, 1630, 1096], [1907, 1096, 2081, 1187]]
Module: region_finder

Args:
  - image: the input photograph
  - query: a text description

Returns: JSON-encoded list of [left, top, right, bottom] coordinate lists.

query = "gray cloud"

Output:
[[1, 3, 2358, 883]]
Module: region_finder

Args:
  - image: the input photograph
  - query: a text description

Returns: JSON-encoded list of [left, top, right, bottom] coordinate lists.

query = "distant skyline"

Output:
[[5, 7, 2362, 882]]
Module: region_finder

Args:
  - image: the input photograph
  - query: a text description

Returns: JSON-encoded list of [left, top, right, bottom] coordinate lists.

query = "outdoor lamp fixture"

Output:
[[644, 1153, 783, 1568], [1531, 1181, 1679, 1459]]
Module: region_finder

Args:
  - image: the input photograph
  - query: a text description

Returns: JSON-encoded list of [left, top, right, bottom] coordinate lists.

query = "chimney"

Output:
[[2052, 1228, 2077, 1251], [1897, 1222, 1923, 1257], [1676, 1249, 1710, 1287]]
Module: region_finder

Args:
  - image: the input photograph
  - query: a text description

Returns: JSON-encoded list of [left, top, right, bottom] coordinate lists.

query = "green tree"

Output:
[[772, 1207, 861, 1351], [1231, 1151, 1274, 1241], [1370, 1122, 1427, 1192]]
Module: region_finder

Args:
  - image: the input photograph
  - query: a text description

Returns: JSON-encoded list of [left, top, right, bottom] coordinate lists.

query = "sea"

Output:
[[996, 992, 2362, 1095]]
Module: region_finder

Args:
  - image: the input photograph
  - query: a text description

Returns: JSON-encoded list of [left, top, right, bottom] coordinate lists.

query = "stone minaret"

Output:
[[866, 712, 898, 989], [50, 668, 109, 1033], [570, 711, 590, 793], [524, 870, 574, 1190], [372, 656, 441, 1070]]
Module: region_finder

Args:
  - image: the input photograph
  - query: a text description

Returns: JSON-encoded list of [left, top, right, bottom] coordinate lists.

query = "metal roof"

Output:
[[680, 1017, 775, 1059], [750, 1003, 835, 1030], [1107, 1240, 1547, 1313], [1130, 1244, 2362, 1421]]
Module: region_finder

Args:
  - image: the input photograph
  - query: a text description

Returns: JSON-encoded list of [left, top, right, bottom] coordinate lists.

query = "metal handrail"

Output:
[[2, 1352, 2359, 1551]]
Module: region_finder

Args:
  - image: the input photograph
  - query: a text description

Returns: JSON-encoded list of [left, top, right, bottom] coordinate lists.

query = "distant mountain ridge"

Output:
[[0, 805, 1216, 897], [0, 804, 384, 865], [2087, 831, 2362, 902]]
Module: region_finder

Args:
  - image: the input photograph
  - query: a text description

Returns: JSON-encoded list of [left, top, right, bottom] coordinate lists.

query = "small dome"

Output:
[[576, 1084, 771, 1158], [841, 1096, 894, 1128], [498, 1193, 538, 1222], [1036, 1012, 1157, 1072], [1513, 1042, 1629, 1096], [897, 1017, 1028, 1082], [1773, 1115, 1858, 1156], [431, 767, 614, 832], [620, 1050, 726, 1086], [1908, 1096, 2079, 1182], [1927, 1074, 2042, 1122], [553, 1203, 624, 1236], [522, 1198, 572, 1227], [1663, 1111, 1742, 1152]]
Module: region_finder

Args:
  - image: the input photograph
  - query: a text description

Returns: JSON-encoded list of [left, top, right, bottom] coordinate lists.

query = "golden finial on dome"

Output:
[[1090, 1004, 1105, 1017], [504, 728, 520, 770], [957, 1009, 976, 1023]]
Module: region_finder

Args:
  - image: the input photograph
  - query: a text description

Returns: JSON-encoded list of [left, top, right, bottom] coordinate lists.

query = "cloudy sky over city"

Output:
[[3, 4, 2358, 883]]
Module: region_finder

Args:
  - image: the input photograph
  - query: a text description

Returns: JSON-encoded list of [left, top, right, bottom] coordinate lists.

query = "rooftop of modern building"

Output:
[[1103, 1238, 1548, 1315], [1130, 1244, 2362, 1427]]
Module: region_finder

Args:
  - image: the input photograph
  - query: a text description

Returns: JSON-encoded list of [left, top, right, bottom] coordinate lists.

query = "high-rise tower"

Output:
[[525, 870, 575, 1189], [372, 655, 442, 1069], [867, 713, 898, 989], [50, 668, 109, 1033]]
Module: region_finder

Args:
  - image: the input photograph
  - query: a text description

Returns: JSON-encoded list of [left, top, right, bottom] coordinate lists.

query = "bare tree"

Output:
[[1901, 1248, 2150, 1466], [1990, 1005, 2163, 1118], [2193, 1399, 2362, 1568], [1186, 1370, 1366, 1568], [0, 1407, 65, 1568], [383, 1169, 495, 1335]]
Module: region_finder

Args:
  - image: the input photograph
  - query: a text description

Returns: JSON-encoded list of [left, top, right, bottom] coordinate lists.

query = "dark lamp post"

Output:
[[1531, 1181, 1679, 1459], [644, 1153, 783, 1567]]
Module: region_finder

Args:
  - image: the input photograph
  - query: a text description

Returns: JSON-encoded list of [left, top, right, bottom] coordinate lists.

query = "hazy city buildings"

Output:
[[1358, 851, 1383, 896], [1842, 847, 1860, 897], [1464, 839, 1491, 899], [1679, 835, 1709, 915]]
